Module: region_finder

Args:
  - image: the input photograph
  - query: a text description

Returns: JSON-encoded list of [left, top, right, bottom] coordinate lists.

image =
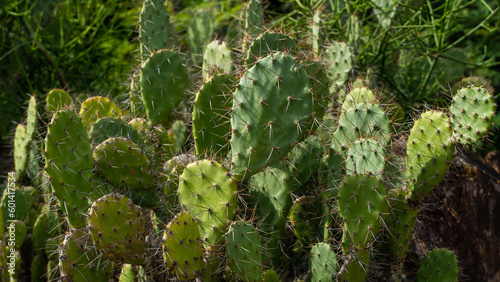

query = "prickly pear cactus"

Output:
[[13, 124, 29, 181], [193, 74, 236, 158], [46, 89, 73, 112], [79, 96, 122, 128], [89, 117, 144, 147], [225, 221, 263, 281], [450, 86, 495, 145], [245, 0, 264, 39], [59, 228, 113, 281], [140, 50, 189, 125], [309, 243, 339, 282], [338, 174, 389, 249], [202, 40, 234, 79], [406, 110, 454, 202], [324, 42, 352, 87], [87, 193, 152, 265], [93, 137, 154, 189], [178, 160, 237, 245], [163, 211, 204, 280], [417, 248, 459, 282], [341, 87, 376, 112], [139, 0, 170, 61], [247, 32, 298, 65], [44, 110, 94, 228], [345, 138, 386, 178], [230, 52, 313, 181]]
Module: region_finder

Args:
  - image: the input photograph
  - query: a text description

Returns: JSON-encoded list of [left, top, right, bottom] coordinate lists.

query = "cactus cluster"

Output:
[[4, 0, 496, 281]]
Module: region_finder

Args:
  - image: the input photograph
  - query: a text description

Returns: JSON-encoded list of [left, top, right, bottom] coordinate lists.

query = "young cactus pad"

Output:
[[14, 124, 29, 181], [324, 42, 353, 87], [202, 40, 234, 78], [44, 110, 93, 228], [46, 89, 73, 112], [93, 137, 154, 189], [230, 52, 313, 181], [193, 74, 236, 158], [178, 160, 237, 245], [140, 50, 189, 125], [79, 96, 122, 128], [163, 211, 204, 280], [406, 110, 454, 202], [345, 138, 386, 178], [88, 193, 152, 265], [450, 86, 495, 145], [338, 174, 389, 249], [225, 221, 263, 281], [417, 248, 459, 282], [89, 117, 144, 147]]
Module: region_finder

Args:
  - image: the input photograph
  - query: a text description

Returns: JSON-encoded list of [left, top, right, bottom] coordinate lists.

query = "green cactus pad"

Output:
[[417, 248, 459, 282], [230, 52, 313, 181], [171, 120, 187, 152], [288, 135, 323, 186], [163, 211, 204, 280], [6, 220, 26, 250], [338, 174, 389, 249], [32, 212, 61, 254], [93, 137, 154, 189], [193, 74, 236, 158], [88, 193, 152, 265], [304, 60, 330, 123], [289, 196, 324, 248], [341, 87, 377, 112], [44, 110, 93, 228], [311, 9, 321, 57], [140, 50, 189, 125], [31, 254, 47, 282], [309, 242, 339, 282], [14, 124, 29, 181], [46, 89, 73, 112], [332, 102, 392, 152], [406, 110, 454, 202], [386, 189, 417, 260], [26, 95, 38, 142], [202, 40, 234, 78], [1, 187, 32, 228], [247, 32, 298, 65], [178, 160, 237, 245], [345, 138, 386, 178], [139, 0, 170, 61], [89, 117, 143, 147], [79, 96, 122, 128], [59, 228, 113, 281], [226, 221, 263, 282], [249, 162, 292, 266], [450, 86, 495, 145], [324, 42, 352, 87], [128, 118, 151, 136]]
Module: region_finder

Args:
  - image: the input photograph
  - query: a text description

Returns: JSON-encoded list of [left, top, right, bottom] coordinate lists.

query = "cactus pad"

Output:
[[406, 110, 454, 202], [14, 124, 29, 181], [230, 52, 313, 181], [247, 32, 298, 65], [324, 42, 352, 87], [163, 211, 204, 280], [44, 110, 93, 228], [338, 174, 389, 249], [226, 221, 263, 281], [79, 96, 122, 128], [46, 89, 73, 112], [345, 138, 386, 178], [178, 160, 237, 245], [59, 228, 113, 281], [202, 40, 234, 78], [193, 74, 236, 158], [140, 50, 189, 125], [417, 248, 459, 282], [139, 0, 170, 61], [450, 86, 495, 145], [88, 193, 152, 265], [309, 242, 339, 282]]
